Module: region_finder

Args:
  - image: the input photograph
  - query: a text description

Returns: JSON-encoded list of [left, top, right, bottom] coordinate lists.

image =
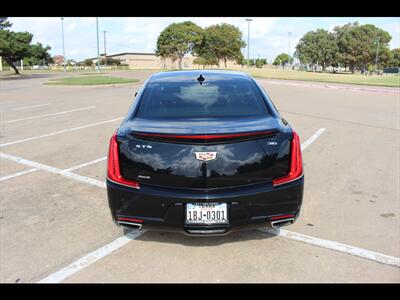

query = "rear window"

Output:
[[135, 78, 269, 118]]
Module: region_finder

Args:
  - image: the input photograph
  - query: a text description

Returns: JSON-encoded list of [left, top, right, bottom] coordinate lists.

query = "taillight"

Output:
[[107, 130, 140, 189], [272, 131, 303, 187]]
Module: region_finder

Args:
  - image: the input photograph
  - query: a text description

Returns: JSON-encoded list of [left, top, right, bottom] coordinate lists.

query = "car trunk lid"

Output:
[[117, 117, 291, 189]]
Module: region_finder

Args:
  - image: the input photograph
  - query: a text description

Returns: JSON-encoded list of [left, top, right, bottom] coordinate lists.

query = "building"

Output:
[[84, 52, 242, 70]]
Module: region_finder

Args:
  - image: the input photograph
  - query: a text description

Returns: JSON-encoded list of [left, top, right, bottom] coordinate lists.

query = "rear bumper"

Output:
[[106, 177, 304, 236]]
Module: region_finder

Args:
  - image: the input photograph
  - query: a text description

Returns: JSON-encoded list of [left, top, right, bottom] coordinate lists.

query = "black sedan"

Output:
[[107, 70, 303, 235]]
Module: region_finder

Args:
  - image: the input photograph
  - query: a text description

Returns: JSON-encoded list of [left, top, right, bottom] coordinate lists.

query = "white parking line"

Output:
[[259, 228, 400, 268], [3, 127, 330, 283], [0, 127, 322, 183], [8, 127, 397, 282], [0, 168, 38, 182], [0, 117, 123, 148], [38, 229, 145, 283], [0, 156, 106, 182], [301, 128, 326, 151], [0, 152, 106, 189], [63, 156, 107, 172], [9, 103, 50, 111], [4, 106, 96, 124]]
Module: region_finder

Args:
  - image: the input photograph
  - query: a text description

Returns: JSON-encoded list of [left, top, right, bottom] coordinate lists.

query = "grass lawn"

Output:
[[44, 76, 140, 85], [78, 72, 109, 75], [1, 68, 129, 76], [245, 68, 400, 88], [3, 67, 399, 87]]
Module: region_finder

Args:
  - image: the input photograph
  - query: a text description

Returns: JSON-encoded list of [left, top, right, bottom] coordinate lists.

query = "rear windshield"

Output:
[[135, 79, 269, 118]]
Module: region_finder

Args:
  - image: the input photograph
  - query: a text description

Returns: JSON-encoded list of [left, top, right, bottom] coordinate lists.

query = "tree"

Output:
[[66, 59, 76, 66], [236, 55, 246, 67], [296, 29, 338, 71], [255, 58, 267, 68], [155, 21, 203, 70], [0, 17, 11, 30], [81, 58, 93, 66], [333, 22, 358, 71], [196, 23, 246, 68], [260, 58, 268, 65], [193, 56, 205, 68], [389, 48, 400, 67], [99, 57, 121, 66], [0, 18, 33, 74], [333, 23, 392, 72], [247, 59, 255, 66], [377, 47, 393, 69], [160, 51, 179, 69], [273, 53, 292, 66], [24, 42, 53, 66], [193, 56, 219, 68]]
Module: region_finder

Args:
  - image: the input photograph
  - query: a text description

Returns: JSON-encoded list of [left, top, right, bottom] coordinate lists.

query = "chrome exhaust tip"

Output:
[[118, 221, 143, 230], [270, 218, 295, 228]]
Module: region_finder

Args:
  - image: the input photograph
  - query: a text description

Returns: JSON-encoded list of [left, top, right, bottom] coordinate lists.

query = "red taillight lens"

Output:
[[117, 217, 143, 223], [272, 131, 303, 187], [270, 214, 295, 220], [107, 130, 140, 189]]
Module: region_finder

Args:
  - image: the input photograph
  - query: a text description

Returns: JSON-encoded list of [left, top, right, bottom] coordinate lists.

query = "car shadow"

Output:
[[125, 227, 280, 247]]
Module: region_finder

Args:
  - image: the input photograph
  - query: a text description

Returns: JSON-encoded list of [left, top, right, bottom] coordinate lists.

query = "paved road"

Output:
[[0, 71, 399, 283]]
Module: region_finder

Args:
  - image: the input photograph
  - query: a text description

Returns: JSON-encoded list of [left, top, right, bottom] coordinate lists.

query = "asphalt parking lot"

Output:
[[0, 70, 399, 283]]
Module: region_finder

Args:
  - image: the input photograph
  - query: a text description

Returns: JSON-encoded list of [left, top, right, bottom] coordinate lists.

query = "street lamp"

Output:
[[288, 32, 292, 67], [61, 17, 66, 72], [103, 30, 107, 66], [375, 37, 380, 71], [245, 18, 252, 68], [96, 17, 100, 73]]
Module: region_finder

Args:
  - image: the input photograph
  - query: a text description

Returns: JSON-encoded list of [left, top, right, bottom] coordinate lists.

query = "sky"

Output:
[[8, 17, 400, 63]]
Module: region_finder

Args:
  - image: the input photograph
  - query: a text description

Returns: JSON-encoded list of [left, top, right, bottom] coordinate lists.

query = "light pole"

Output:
[[61, 17, 66, 72], [288, 32, 292, 67], [103, 30, 107, 66], [245, 18, 252, 68], [96, 17, 100, 73], [375, 37, 380, 71]]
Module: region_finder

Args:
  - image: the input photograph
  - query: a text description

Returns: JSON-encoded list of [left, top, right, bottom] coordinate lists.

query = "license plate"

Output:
[[186, 202, 228, 225]]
